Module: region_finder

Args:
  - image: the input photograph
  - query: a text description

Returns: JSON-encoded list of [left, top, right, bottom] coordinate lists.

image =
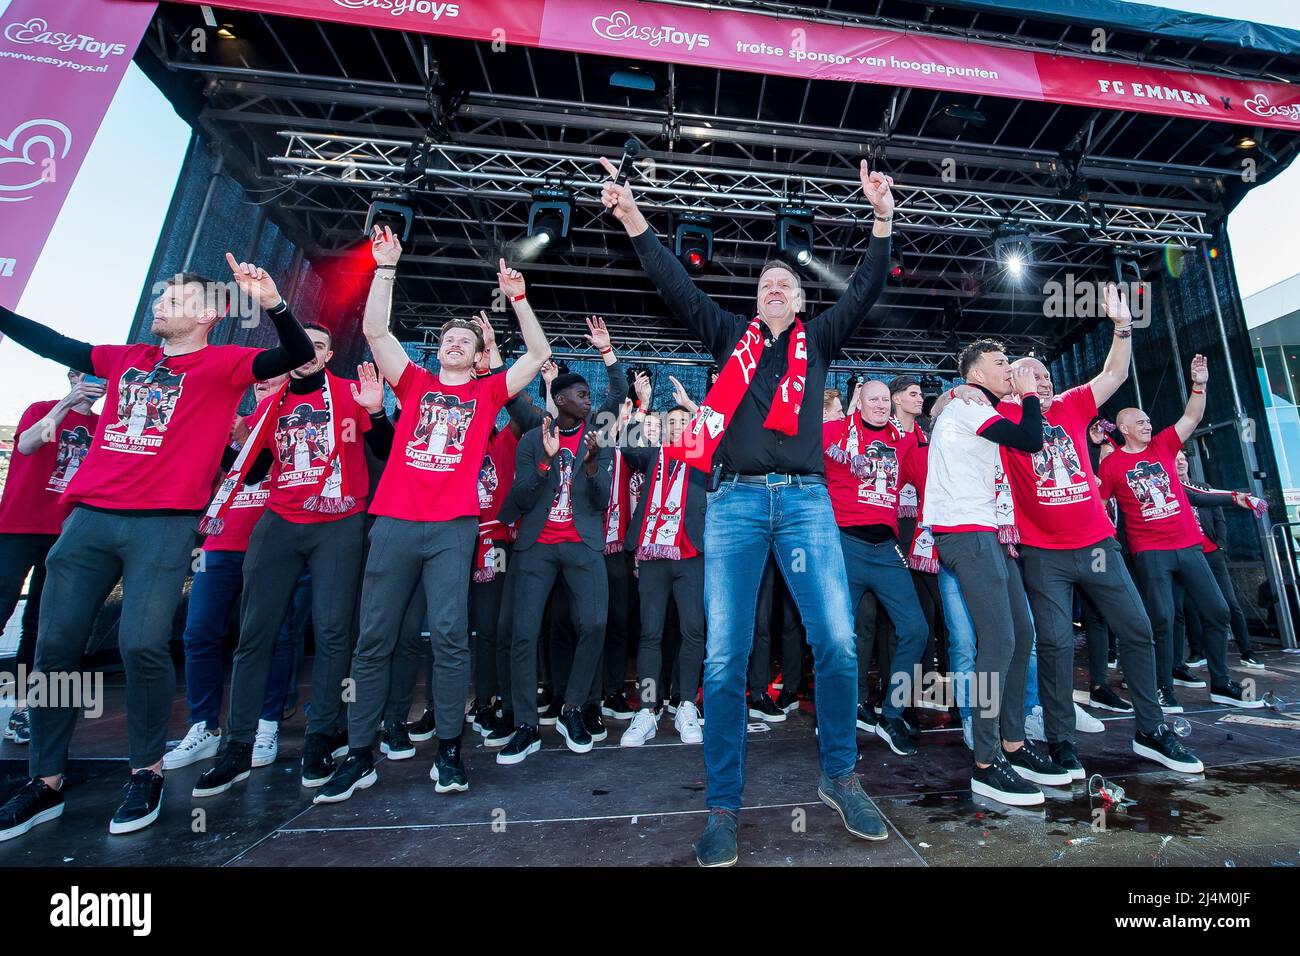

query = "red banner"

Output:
[[0, 0, 157, 311], [164, 0, 1300, 132]]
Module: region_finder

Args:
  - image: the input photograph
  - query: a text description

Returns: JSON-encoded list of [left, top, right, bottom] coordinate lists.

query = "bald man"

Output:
[[990, 285, 1201, 776], [1098, 357, 1265, 715], [823, 380, 927, 756]]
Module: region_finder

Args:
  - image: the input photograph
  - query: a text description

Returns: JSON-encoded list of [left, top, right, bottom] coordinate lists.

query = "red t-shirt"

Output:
[[821, 417, 918, 534], [0, 401, 100, 535], [998, 385, 1117, 550], [369, 365, 510, 522], [202, 477, 270, 552], [1098, 426, 1204, 553], [899, 436, 928, 518], [64, 343, 260, 511], [536, 428, 585, 545], [260, 380, 371, 523], [478, 427, 518, 524]]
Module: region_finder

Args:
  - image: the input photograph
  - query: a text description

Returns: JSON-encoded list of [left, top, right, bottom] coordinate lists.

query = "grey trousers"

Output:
[[1132, 545, 1231, 690], [30, 508, 197, 776], [349, 515, 477, 746], [1020, 538, 1162, 739], [509, 541, 609, 726], [383, 584, 430, 725], [934, 531, 1033, 765], [228, 511, 365, 743], [635, 555, 706, 708]]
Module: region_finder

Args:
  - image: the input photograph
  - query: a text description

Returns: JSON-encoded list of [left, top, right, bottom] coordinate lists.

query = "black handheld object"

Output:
[[614, 138, 641, 185]]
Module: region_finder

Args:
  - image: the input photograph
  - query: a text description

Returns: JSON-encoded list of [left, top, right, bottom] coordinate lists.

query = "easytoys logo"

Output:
[[332, 0, 461, 19], [591, 10, 711, 51], [1242, 93, 1300, 123], [2, 18, 127, 59]]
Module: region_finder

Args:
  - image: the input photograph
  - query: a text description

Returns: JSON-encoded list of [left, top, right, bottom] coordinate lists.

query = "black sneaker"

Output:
[[971, 752, 1044, 806], [3, 709, 30, 745], [601, 693, 636, 720], [496, 724, 541, 765], [1133, 724, 1204, 773], [774, 689, 800, 714], [855, 703, 878, 732], [1157, 686, 1184, 714], [329, 728, 350, 760], [313, 752, 377, 804], [748, 693, 786, 722], [557, 707, 593, 754], [1088, 685, 1133, 713], [110, 769, 163, 835], [538, 700, 562, 727], [192, 741, 253, 797], [582, 703, 607, 742], [468, 702, 495, 736], [1003, 743, 1072, 786], [431, 743, 469, 794], [1185, 656, 1207, 669], [407, 706, 437, 742], [1107, 656, 1118, 670], [536, 684, 554, 711], [380, 722, 416, 760], [0, 779, 64, 842], [1239, 654, 1265, 670], [301, 732, 337, 788], [485, 716, 516, 749], [1209, 681, 1265, 709], [1172, 666, 1206, 689], [1048, 740, 1086, 781], [874, 717, 917, 756]]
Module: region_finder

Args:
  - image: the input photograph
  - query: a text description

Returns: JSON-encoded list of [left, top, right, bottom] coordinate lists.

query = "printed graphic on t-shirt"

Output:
[[275, 403, 333, 488], [548, 448, 576, 523], [629, 470, 645, 514], [1125, 461, 1179, 521], [231, 479, 270, 509], [854, 441, 899, 505], [1031, 423, 1089, 503], [478, 454, 498, 510], [47, 425, 93, 492], [407, 391, 476, 471], [104, 366, 185, 454]]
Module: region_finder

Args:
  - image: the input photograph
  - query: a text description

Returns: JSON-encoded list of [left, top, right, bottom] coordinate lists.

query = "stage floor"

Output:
[[3, 650, 1299, 867]]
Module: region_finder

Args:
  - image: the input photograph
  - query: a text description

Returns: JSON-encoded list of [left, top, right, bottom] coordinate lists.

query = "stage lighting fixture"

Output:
[[364, 194, 414, 243], [527, 186, 574, 250], [610, 70, 656, 93], [674, 213, 714, 274], [776, 204, 815, 267], [992, 223, 1033, 277], [888, 255, 905, 284], [216, 24, 237, 39], [1237, 135, 1257, 149]]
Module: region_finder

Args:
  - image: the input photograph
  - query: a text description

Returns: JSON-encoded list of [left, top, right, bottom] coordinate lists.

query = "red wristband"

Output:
[[510, 292, 527, 302], [1191, 387, 1205, 394], [599, 346, 613, 355], [537, 461, 551, 474]]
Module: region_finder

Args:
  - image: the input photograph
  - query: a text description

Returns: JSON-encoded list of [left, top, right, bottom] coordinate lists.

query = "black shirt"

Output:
[[630, 228, 889, 476]]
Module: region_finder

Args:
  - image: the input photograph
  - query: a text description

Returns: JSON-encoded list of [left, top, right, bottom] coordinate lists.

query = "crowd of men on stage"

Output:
[[0, 157, 1276, 865]]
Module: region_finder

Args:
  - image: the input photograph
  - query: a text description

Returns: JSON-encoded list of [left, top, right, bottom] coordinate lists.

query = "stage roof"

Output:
[[138, 0, 1300, 372]]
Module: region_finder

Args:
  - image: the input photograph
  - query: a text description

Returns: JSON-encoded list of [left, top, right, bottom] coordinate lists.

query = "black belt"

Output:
[[721, 472, 826, 487]]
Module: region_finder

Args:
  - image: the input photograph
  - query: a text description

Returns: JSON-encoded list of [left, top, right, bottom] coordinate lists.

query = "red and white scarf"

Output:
[[636, 450, 691, 560], [666, 317, 807, 472], [201, 371, 353, 535], [604, 448, 631, 555], [474, 519, 515, 583], [994, 454, 1019, 549], [908, 524, 939, 574]]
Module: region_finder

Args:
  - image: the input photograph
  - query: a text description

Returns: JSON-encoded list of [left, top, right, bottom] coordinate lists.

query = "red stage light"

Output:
[[687, 250, 704, 268]]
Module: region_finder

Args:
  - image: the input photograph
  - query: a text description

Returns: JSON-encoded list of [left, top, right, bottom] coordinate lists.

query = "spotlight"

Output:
[[216, 24, 236, 40], [674, 213, 713, 274], [527, 185, 574, 251], [364, 193, 413, 243], [776, 204, 815, 268], [888, 255, 905, 284], [992, 223, 1033, 278], [1237, 135, 1257, 149]]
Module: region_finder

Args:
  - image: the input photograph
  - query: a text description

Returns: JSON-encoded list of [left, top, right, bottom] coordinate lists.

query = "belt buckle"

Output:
[[766, 473, 793, 487]]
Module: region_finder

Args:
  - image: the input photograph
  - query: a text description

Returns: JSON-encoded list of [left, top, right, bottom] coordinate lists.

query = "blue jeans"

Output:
[[182, 550, 297, 728], [703, 478, 858, 812], [938, 565, 1039, 720], [840, 534, 928, 719]]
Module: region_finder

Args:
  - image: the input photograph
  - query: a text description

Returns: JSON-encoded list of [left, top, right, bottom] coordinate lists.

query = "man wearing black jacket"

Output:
[[600, 154, 896, 867], [496, 374, 617, 764], [0, 257, 312, 841]]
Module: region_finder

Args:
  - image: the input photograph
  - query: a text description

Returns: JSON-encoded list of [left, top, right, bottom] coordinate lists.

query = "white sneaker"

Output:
[[675, 700, 703, 744], [252, 719, 279, 767], [1023, 706, 1046, 743], [1074, 702, 1105, 734], [163, 721, 220, 770], [620, 710, 658, 748]]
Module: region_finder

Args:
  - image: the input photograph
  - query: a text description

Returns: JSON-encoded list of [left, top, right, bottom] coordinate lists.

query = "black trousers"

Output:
[[1132, 545, 1231, 691], [601, 551, 634, 699], [747, 558, 803, 696], [470, 545, 513, 704], [635, 556, 706, 708], [1174, 548, 1253, 662], [0, 532, 57, 671]]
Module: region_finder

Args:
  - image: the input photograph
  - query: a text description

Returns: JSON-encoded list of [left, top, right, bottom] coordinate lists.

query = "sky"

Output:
[[3, 1, 1300, 423]]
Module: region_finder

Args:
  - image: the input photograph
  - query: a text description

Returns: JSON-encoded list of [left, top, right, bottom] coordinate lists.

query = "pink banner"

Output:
[[0, 0, 157, 311], [165, 0, 1300, 133]]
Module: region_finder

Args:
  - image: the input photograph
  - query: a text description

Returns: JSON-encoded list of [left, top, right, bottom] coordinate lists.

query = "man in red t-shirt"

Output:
[[312, 227, 550, 804], [1099, 355, 1265, 715], [0, 370, 103, 745], [997, 285, 1201, 778], [0, 256, 312, 842]]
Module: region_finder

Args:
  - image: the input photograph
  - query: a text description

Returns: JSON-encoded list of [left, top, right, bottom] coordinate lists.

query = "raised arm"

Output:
[[498, 259, 551, 397], [1174, 355, 1208, 443], [668, 374, 699, 414], [17, 379, 105, 455], [0, 306, 94, 373], [584, 316, 629, 420], [223, 253, 313, 381], [583, 431, 613, 509], [1089, 282, 1133, 407], [363, 225, 411, 387]]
